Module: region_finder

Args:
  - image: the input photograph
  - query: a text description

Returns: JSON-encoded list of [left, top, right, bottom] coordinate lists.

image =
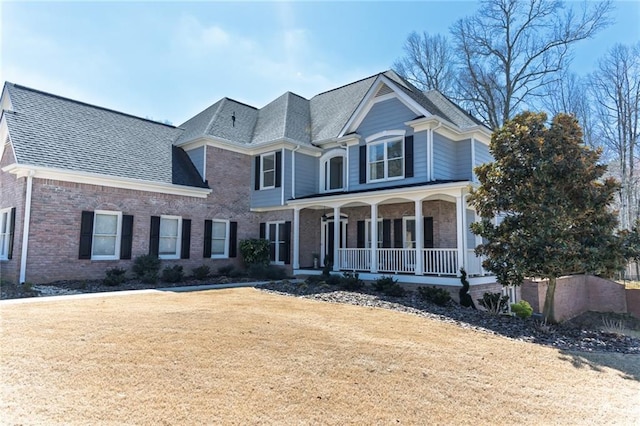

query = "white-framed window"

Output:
[[403, 217, 416, 248], [261, 152, 276, 189], [91, 210, 122, 260], [365, 219, 383, 248], [159, 215, 182, 259], [368, 138, 404, 182], [321, 150, 346, 192], [0, 208, 12, 260], [266, 221, 286, 264], [211, 220, 230, 259]]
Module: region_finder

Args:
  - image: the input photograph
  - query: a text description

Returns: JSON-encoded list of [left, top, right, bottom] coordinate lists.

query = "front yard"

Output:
[[1, 288, 638, 424]]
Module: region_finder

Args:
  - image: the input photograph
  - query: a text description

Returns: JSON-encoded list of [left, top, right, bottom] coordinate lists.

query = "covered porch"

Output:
[[288, 182, 493, 286]]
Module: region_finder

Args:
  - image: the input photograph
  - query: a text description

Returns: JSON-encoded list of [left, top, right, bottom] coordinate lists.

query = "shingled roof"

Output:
[[3, 83, 207, 188]]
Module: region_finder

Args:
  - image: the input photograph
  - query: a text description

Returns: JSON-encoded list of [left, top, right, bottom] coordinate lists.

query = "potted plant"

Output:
[[312, 253, 319, 269]]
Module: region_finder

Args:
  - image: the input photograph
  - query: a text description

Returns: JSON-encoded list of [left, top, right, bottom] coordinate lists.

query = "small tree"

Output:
[[239, 238, 270, 266], [470, 112, 624, 322]]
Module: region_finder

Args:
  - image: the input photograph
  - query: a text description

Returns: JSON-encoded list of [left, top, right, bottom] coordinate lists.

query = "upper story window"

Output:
[[261, 153, 276, 189], [320, 150, 346, 192], [368, 138, 404, 182]]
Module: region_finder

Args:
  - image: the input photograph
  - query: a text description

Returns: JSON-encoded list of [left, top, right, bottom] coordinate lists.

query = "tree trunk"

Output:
[[542, 276, 557, 324]]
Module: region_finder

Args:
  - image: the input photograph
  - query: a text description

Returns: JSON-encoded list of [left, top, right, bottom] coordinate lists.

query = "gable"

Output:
[[356, 97, 418, 139]]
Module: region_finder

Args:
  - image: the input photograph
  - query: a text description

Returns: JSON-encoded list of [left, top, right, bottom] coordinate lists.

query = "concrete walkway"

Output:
[[0, 280, 293, 305]]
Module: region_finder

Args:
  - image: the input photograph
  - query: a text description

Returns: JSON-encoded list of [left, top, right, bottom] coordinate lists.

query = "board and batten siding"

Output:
[[185, 146, 205, 180], [294, 152, 318, 198]]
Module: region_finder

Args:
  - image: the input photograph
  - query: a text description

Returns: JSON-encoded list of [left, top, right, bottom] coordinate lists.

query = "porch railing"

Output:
[[377, 249, 415, 273], [339, 248, 370, 271], [422, 249, 458, 275]]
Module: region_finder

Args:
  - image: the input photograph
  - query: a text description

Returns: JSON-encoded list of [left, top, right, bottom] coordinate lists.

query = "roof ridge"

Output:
[[311, 71, 384, 98], [203, 98, 227, 135], [8, 83, 178, 128]]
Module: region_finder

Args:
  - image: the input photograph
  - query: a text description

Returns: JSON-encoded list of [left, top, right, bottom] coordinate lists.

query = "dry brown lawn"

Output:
[[1, 288, 639, 425]]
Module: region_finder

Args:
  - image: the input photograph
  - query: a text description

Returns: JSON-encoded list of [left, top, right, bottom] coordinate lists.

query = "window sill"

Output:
[[211, 255, 229, 260], [159, 254, 180, 260], [368, 176, 404, 184]]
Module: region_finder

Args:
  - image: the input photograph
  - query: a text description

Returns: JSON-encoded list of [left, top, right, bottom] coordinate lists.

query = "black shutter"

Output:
[[149, 216, 160, 257], [259, 222, 266, 239], [382, 219, 391, 248], [120, 215, 134, 260], [275, 151, 282, 188], [7, 207, 16, 260], [393, 219, 403, 248], [424, 217, 434, 248], [405, 135, 414, 178], [78, 211, 94, 260], [357, 220, 365, 248], [181, 219, 191, 259], [229, 221, 238, 258], [254, 156, 261, 190], [203, 220, 212, 258], [359, 145, 367, 184], [283, 221, 291, 264]]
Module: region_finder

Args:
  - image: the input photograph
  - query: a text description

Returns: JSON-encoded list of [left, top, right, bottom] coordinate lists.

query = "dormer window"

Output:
[[320, 150, 346, 192]]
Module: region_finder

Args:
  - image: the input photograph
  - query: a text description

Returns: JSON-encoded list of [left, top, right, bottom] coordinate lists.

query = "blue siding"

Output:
[[433, 133, 456, 180], [475, 141, 493, 166], [456, 139, 472, 180], [284, 150, 292, 201], [348, 97, 429, 191], [185, 146, 205, 179], [250, 150, 285, 209], [294, 152, 318, 198], [466, 208, 476, 248]]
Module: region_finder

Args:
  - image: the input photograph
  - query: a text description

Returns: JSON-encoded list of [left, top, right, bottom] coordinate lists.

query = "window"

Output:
[[211, 220, 229, 258], [0, 208, 14, 260], [365, 219, 383, 248], [321, 153, 345, 192], [159, 215, 181, 259], [263, 221, 290, 264], [261, 153, 276, 189], [368, 138, 403, 181], [403, 217, 416, 248], [91, 211, 122, 260]]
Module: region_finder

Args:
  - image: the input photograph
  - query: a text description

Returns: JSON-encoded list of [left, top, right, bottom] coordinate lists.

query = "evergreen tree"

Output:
[[470, 112, 623, 322]]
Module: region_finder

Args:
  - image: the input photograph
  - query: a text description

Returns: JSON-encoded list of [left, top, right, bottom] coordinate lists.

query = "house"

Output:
[[0, 70, 498, 292]]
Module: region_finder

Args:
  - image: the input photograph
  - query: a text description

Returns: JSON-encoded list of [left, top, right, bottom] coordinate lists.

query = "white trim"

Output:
[[91, 210, 123, 261], [0, 207, 12, 260], [176, 135, 322, 157], [280, 148, 285, 206], [402, 216, 416, 248], [319, 149, 347, 193], [158, 215, 182, 260], [406, 116, 491, 145], [2, 164, 212, 198], [366, 137, 404, 182], [265, 221, 286, 265], [19, 171, 34, 283], [259, 152, 276, 190], [364, 218, 383, 249], [210, 219, 230, 259], [364, 129, 406, 143]]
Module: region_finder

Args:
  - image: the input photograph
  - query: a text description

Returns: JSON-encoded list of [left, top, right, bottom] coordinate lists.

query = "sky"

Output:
[[1, 1, 639, 125]]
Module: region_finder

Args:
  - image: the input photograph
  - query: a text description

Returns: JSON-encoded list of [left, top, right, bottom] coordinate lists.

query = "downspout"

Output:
[[291, 145, 300, 200], [19, 170, 34, 284]]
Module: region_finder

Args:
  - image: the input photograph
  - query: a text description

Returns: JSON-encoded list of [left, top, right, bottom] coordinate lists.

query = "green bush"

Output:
[[103, 267, 127, 286], [247, 264, 287, 280], [192, 265, 211, 280], [239, 239, 270, 266], [373, 276, 406, 297], [132, 254, 161, 279], [217, 264, 235, 276], [511, 300, 533, 319], [478, 292, 510, 315], [418, 286, 452, 306], [140, 271, 159, 284], [326, 273, 341, 286], [339, 271, 364, 291], [161, 265, 184, 283]]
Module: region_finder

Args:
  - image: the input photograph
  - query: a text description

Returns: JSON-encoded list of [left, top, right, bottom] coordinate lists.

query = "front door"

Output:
[[321, 218, 347, 267]]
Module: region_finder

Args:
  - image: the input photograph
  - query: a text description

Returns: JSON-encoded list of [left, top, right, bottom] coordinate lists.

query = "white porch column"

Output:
[[455, 194, 467, 275], [292, 207, 300, 269], [414, 199, 423, 275], [333, 206, 340, 272], [370, 203, 378, 273], [474, 210, 484, 275]]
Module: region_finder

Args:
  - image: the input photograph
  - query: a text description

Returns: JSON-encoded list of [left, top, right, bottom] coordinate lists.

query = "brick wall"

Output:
[[626, 289, 640, 319], [522, 275, 628, 322], [0, 141, 25, 284]]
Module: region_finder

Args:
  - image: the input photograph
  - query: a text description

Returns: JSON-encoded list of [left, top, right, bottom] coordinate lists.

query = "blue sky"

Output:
[[2, 1, 639, 125]]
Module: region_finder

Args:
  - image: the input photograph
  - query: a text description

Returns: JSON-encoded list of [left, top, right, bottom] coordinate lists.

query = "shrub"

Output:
[[103, 267, 127, 287], [417, 286, 452, 306], [217, 264, 235, 276], [322, 257, 333, 277], [239, 239, 270, 266], [132, 254, 161, 279], [478, 292, 510, 315], [511, 300, 533, 319], [339, 271, 364, 291], [247, 264, 287, 280], [325, 273, 341, 286], [305, 275, 325, 285], [140, 271, 159, 285], [373, 276, 406, 297], [161, 265, 184, 283], [192, 265, 211, 280]]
